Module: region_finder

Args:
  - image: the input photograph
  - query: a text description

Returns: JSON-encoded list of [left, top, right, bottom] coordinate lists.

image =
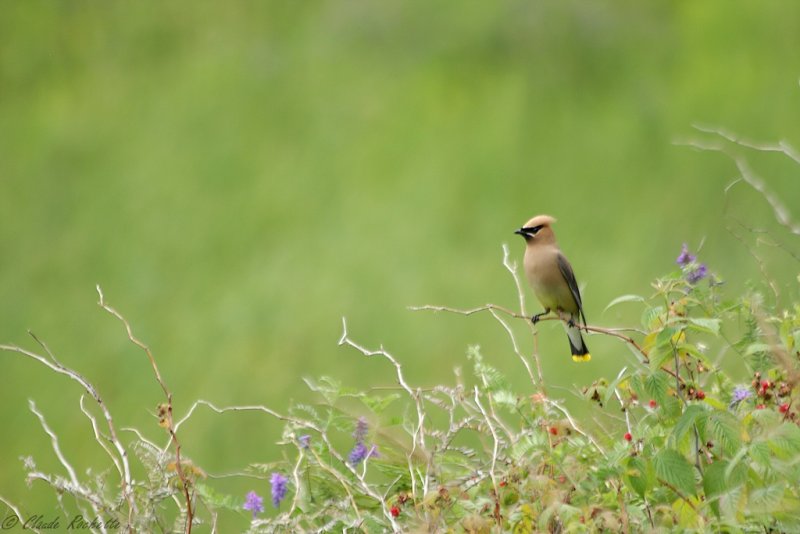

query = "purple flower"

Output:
[[731, 386, 752, 403], [243, 491, 264, 518], [676, 244, 708, 284], [729, 385, 753, 409], [270, 473, 288, 508], [368, 444, 380, 458], [686, 263, 708, 284], [676, 243, 696, 266], [353, 416, 369, 442], [298, 435, 311, 449], [348, 442, 369, 465]]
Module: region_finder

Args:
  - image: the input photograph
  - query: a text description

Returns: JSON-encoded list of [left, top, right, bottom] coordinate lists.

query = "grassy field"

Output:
[[2, 1, 799, 528]]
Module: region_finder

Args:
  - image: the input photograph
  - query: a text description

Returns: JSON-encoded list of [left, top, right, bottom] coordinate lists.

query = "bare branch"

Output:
[[338, 317, 430, 500], [96, 285, 192, 533], [0, 494, 41, 534], [678, 126, 800, 236], [0, 342, 135, 518], [692, 123, 800, 165], [472, 386, 499, 494]]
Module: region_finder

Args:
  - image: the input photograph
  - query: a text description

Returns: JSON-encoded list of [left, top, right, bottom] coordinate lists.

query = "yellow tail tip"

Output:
[[572, 353, 592, 362]]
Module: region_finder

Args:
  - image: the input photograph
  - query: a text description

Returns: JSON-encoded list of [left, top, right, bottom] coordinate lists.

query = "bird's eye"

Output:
[[525, 225, 543, 235]]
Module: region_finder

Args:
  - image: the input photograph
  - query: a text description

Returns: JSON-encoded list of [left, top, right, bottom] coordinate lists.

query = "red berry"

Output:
[[761, 380, 771, 389], [756, 404, 766, 410], [696, 390, 706, 400], [779, 403, 790, 414], [624, 432, 632, 442], [499, 480, 507, 487], [549, 427, 558, 436], [390, 506, 400, 517], [649, 399, 657, 408]]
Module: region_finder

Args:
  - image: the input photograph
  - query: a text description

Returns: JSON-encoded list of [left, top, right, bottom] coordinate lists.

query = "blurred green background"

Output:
[[2, 0, 799, 528]]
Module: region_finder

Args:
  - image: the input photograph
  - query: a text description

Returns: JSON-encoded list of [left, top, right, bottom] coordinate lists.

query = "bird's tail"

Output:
[[564, 320, 591, 362]]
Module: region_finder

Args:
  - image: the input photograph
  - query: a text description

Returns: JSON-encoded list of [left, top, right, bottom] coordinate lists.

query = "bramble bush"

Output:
[[2, 129, 799, 533]]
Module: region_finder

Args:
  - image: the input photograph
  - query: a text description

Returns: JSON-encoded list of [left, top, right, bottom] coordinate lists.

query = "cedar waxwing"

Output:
[[515, 215, 591, 362]]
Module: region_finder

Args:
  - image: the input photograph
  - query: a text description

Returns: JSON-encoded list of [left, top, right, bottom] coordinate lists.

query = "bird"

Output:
[[515, 215, 591, 362]]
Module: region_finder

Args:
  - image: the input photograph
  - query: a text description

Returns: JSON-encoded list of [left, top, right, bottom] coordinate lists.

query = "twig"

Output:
[[546, 398, 606, 456], [28, 400, 106, 532], [473, 386, 500, 498], [692, 123, 800, 165], [501, 244, 548, 389], [0, 341, 135, 521], [678, 127, 800, 236], [175, 399, 402, 530], [410, 304, 649, 360], [96, 285, 192, 534], [79, 395, 124, 484], [338, 318, 430, 500], [657, 478, 697, 511], [0, 494, 41, 534]]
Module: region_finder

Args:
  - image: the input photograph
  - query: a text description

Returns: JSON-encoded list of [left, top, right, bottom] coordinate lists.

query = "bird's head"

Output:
[[515, 215, 557, 244]]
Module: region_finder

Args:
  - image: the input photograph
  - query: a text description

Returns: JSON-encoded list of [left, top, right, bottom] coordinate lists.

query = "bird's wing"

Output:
[[556, 253, 587, 326]]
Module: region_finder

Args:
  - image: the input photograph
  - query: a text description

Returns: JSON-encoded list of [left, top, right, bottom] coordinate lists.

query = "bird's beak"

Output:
[[514, 228, 529, 237]]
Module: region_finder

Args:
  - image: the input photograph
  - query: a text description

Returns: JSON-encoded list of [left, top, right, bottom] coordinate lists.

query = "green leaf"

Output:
[[645, 372, 669, 404], [703, 459, 747, 517], [708, 411, 743, 456], [672, 405, 706, 452], [492, 389, 517, 410], [769, 423, 800, 458], [603, 367, 631, 407], [624, 456, 654, 498], [361, 393, 401, 414], [604, 294, 645, 313], [654, 448, 696, 497], [303, 376, 342, 404], [686, 317, 721, 335], [749, 441, 772, 466], [642, 306, 666, 330], [749, 485, 785, 514], [655, 326, 681, 348], [703, 460, 728, 498]]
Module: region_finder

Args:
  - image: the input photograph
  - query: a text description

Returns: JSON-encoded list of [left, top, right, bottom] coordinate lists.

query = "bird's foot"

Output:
[[531, 312, 548, 325]]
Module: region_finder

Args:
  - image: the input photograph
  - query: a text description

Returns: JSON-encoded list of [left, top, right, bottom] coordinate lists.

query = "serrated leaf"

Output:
[[709, 411, 743, 456], [672, 405, 706, 452], [749, 485, 785, 513], [686, 317, 721, 335], [769, 423, 800, 459], [361, 393, 401, 414], [628, 374, 645, 399], [604, 294, 645, 313], [642, 306, 666, 330], [645, 372, 669, 404], [492, 390, 517, 409], [303, 376, 342, 404], [655, 326, 681, 348], [703, 460, 728, 499], [673, 496, 702, 528], [703, 457, 747, 520], [654, 448, 696, 497], [624, 456, 654, 498], [745, 343, 772, 356]]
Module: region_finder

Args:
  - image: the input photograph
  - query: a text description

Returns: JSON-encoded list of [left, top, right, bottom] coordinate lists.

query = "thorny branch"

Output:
[[338, 318, 432, 505], [96, 285, 194, 534], [175, 399, 402, 531], [0, 336, 136, 526], [678, 124, 800, 236]]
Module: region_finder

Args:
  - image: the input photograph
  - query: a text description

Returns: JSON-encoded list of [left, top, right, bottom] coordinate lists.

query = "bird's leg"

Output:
[[555, 309, 575, 327], [531, 309, 550, 325]]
